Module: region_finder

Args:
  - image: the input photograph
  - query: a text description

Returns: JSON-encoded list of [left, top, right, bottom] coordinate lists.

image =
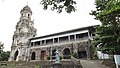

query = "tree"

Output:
[[0, 51, 10, 61], [90, 0, 120, 55], [0, 42, 10, 61], [0, 42, 4, 52], [40, 0, 76, 13], [0, 42, 4, 60]]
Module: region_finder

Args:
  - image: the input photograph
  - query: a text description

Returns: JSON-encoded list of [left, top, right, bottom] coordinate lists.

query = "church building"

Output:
[[9, 5, 96, 61], [9, 5, 37, 61]]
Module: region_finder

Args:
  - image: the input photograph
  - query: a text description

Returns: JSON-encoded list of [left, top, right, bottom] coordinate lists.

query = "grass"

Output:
[[35, 65, 41, 68], [7, 63, 16, 68], [0, 61, 42, 68]]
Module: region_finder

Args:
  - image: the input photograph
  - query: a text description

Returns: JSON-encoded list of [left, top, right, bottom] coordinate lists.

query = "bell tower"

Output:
[[9, 5, 37, 61], [20, 5, 32, 20]]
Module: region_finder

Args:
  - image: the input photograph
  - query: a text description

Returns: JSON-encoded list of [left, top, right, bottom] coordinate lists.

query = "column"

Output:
[[74, 34, 76, 41], [36, 50, 39, 60], [53, 38, 54, 44], [87, 31, 91, 39], [44, 40, 46, 44], [58, 37, 59, 43], [87, 40, 91, 60], [40, 41, 42, 45], [68, 35, 70, 42], [33, 42, 35, 47]]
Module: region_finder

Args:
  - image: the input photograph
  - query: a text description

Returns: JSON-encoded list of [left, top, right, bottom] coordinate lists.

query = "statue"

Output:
[[52, 49, 62, 68], [55, 50, 60, 63]]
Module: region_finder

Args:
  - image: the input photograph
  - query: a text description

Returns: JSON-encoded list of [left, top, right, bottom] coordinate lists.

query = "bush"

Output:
[[60, 56, 62, 60], [47, 56, 50, 60], [72, 52, 77, 58], [0, 51, 10, 61]]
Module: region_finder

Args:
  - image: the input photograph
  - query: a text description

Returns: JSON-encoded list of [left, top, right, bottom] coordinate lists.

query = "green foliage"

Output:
[[0, 41, 10, 61], [35, 65, 41, 68], [72, 52, 77, 58], [7, 63, 16, 68], [91, 0, 120, 55], [47, 56, 50, 60], [60, 56, 62, 60], [0, 51, 10, 61], [0, 42, 4, 53], [0, 42, 4, 61], [40, 0, 76, 13]]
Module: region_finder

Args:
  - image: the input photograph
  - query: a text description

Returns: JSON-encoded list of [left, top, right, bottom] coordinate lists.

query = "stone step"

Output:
[[0, 60, 83, 68]]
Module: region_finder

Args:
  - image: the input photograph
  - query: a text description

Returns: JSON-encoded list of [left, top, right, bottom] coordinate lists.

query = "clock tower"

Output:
[[9, 5, 37, 61]]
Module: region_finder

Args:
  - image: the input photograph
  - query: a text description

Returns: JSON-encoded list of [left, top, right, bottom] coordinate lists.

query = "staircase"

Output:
[[0, 60, 83, 68]]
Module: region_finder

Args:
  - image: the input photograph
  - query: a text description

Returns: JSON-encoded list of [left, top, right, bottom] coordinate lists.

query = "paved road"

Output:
[[80, 60, 111, 68]]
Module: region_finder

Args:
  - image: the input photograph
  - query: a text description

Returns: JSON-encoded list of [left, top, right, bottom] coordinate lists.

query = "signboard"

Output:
[[114, 55, 120, 68], [114, 55, 120, 64]]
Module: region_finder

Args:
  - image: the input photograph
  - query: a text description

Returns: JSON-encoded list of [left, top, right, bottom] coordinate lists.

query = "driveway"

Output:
[[80, 60, 111, 68]]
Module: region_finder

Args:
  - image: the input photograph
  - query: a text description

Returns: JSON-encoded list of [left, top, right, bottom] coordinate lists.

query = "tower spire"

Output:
[[27, 2, 28, 6], [9, 5, 37, 61]]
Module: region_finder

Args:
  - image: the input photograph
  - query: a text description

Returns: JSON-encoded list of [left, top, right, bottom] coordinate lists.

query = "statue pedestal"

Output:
[[52, 63, 62, 68]]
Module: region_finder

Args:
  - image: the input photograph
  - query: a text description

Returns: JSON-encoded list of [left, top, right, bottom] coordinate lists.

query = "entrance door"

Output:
[[78, 51, 87, 59], [63, 48, 71, 59], [41, 50, 46, 60], [14, 50, 19, 61], [31, 52, 36, 60]]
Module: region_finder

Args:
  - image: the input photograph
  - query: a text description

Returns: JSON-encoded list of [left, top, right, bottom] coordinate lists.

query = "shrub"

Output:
[[72, 52, 77, 58], [47, 56, 50, 60], [60, 56, 62, 60]]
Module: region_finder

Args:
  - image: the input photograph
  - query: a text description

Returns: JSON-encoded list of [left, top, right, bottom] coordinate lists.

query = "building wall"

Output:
[[9, 5, 95, 61], [29, 35, 93, 60]]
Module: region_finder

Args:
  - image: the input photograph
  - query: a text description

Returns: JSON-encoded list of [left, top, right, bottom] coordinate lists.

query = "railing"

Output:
[[31, 37, 88, 47], [71, 56, 80, 65]]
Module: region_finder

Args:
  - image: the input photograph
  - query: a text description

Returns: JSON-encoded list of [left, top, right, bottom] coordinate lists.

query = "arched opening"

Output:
[[77, 46, 87, 59], [63, 48, 71, 59], [78, 51, 87, 59], [52, 49, 56, 59], [22, 13, 23, 16], [31, 52, 36, 60], [14, 50, 19, 61], [28, 14, 30, 16], [28, 14, 30, 18], [41, 50, 46, 60]]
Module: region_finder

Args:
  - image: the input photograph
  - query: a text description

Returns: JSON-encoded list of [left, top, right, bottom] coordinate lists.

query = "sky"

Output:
[[0, 0, 100, 51]]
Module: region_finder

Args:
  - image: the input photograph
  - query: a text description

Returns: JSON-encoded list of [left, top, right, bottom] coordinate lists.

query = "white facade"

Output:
[[9, 5, 37, 61], [9, 5, 96, 61]]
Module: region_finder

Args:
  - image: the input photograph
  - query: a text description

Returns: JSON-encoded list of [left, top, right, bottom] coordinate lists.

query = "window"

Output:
[[76, 34, 83, 39], [22, 13, 23, 16], [28, 14, 30, 17], [70, 35, 74, 40], [59, 36, 68, 42], [46, 39, 53, 44], [76, 33, 88, 39], [54, 38, 58, 43], [31, 42, 33, 47], [34, 41, 40, 46], [33, 35, 35, 37], [42, 40, 45, 44]]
